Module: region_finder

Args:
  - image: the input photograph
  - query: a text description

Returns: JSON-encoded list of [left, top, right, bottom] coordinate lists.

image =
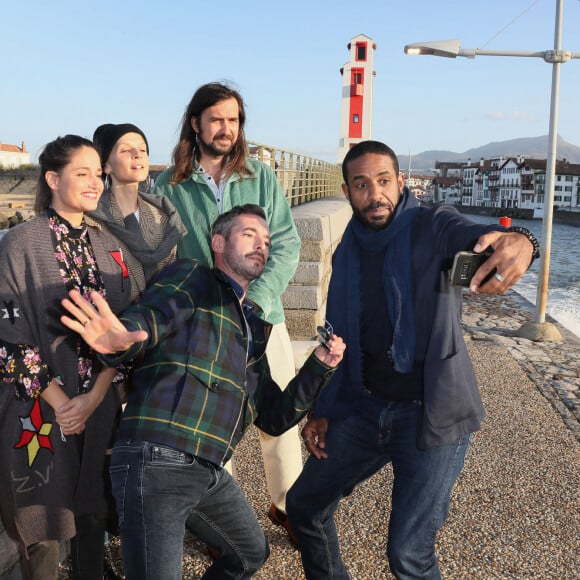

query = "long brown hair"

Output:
[[35, 135, 96, 214], [170, 82, 251, 185]]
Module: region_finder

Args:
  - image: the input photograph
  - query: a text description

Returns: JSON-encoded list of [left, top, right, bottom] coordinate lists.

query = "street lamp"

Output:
[[404, 0, 579, 341]]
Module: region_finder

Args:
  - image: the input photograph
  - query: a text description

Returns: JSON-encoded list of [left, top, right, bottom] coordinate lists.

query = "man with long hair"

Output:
[[153, 82, 303, 544]]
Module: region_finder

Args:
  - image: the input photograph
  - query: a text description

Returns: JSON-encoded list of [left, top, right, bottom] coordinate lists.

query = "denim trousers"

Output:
[[109, 440, 269, 580], [286, 395, 470, 580]]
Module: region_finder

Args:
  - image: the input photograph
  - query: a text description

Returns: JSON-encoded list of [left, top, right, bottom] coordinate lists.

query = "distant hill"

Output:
[[400, 135, 580, 173]]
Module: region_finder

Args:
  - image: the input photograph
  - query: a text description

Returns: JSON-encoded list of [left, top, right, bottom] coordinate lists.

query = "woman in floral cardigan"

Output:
[[0, 135, 131, 580]]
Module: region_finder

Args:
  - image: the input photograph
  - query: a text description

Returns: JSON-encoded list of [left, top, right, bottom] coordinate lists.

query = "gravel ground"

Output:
[[60, 294, 579, 579]]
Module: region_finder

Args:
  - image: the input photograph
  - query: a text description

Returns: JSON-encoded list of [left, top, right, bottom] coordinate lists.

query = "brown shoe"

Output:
[[207, 545, 220, 561], [268, 503, 299, 547]]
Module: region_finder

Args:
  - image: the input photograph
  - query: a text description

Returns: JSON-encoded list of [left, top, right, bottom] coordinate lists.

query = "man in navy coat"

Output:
[[287, 140, 539, 579]]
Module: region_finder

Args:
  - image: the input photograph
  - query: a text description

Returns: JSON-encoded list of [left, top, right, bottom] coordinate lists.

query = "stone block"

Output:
[[299, 240, 325, 262], [292, 262, 323, 285], [286, 307, 327, 340], [292, 258, 332, 285], [282, 285, 322, 310], [292, 197, 352, 243], [293, 215, 328, 241]]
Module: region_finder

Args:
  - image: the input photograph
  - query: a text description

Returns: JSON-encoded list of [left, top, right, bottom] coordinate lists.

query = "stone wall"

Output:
[[455, 204, 580, 227], [0, 172, 36, 229], [553, 209, 580, 227], [455, 205, 535, 220], [284, 196, 351, 340]]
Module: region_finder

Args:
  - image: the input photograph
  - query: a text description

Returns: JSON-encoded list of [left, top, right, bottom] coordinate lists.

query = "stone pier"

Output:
[[285, 195, 352, 366]]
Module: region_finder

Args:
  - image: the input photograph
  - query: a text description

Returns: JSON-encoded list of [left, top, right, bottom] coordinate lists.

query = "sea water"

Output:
[[467, 214, 580, 339]]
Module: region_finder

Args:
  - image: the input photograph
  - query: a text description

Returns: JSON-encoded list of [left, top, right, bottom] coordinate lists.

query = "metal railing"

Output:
[[1, 145, 344, 211], [248, 141, 343, 206]]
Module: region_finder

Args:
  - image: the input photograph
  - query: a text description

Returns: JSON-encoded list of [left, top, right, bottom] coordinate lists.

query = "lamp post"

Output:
[[404, 0, 579, 341]]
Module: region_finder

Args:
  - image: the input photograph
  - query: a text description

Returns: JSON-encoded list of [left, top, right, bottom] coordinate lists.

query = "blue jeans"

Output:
[[286, 395, 470, 580], [109, 440, 269, 580]]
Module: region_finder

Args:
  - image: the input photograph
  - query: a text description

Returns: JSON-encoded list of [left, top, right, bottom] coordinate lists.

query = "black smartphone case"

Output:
[[449, 252, 491, 287]]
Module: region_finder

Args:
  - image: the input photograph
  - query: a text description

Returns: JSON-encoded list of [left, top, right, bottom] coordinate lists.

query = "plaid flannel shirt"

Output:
[[104, 259, 336, 466]]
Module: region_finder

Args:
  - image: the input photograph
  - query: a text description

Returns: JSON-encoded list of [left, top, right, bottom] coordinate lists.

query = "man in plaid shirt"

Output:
[[61, 204, 345, 580]]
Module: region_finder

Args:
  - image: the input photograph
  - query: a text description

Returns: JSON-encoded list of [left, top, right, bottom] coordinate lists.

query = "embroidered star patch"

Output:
[[1, 300, 20, 324], [15, 398, 54, 467]]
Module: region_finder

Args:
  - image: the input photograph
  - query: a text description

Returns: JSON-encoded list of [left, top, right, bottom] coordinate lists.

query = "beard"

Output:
[[198, 130, 236, 158], [224, 249, 266, 282], [350, 199, 396, 231]]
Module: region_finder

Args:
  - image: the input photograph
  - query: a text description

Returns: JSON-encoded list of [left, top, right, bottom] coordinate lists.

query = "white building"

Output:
[[498, 158, 521, 209], [0, 142, 30, 168], [473, 158, 494, 207], [420, 155, 580, 213], [519, 159, 545, 211], [552, 161, 580, 211], [433, 176, 462, 205], [461, 163, 476, 206]]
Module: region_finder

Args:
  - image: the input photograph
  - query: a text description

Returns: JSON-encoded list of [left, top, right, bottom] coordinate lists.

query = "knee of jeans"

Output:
[[387, 538, 436, 578], [387, 541, 408, 576], [286, 486, 311, 521], [285, 486, 299, 510], [241, 534, 269, 575]]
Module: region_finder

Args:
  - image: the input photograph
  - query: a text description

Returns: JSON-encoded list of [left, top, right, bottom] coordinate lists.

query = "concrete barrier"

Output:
[[284, 196, 351, 342]]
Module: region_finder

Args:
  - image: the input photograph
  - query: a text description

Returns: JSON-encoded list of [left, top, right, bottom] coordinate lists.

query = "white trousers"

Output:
[[225, 322, 303, 513]]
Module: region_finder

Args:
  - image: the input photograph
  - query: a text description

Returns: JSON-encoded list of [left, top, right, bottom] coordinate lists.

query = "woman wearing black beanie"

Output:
[[88, 123, 186, 302]]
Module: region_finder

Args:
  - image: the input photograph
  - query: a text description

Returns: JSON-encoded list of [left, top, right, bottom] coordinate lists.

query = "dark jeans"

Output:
[[110, 440, 269, 580], [286, 396, 470, 579], [70, 513, 108, 580]]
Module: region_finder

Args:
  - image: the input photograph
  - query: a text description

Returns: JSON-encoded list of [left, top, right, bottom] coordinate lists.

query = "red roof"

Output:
[[0, 144, 25, 153]]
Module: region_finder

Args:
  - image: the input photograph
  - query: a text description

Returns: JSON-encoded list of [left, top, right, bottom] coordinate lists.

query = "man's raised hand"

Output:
[[61, 290, 148, 354]]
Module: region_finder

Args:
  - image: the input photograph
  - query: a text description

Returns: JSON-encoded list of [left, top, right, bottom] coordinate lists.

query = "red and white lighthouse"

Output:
[[337, 34, 377, 163]]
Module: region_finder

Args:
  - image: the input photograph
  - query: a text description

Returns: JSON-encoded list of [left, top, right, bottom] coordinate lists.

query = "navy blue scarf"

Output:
[[326, 188, 420, 394]]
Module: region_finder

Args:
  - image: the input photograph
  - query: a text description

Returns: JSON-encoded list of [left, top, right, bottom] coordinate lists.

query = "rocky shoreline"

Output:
[[462, 290, 579, 441], [0, 188, 34, 231]]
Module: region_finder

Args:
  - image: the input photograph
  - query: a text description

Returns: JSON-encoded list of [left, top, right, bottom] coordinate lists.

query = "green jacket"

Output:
[[153, 158, 300, 324]]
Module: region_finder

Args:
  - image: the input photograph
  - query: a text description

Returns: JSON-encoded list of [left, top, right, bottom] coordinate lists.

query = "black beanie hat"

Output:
[[92, 123, 149, 167]]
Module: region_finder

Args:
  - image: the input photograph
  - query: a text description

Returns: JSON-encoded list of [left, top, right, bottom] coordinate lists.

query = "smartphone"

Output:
[[449, 251, 493, 287], [316, 320, 333, 349]]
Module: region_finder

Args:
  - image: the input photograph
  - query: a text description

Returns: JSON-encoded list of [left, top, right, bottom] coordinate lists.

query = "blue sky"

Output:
[[1, 0, 579, 164]]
